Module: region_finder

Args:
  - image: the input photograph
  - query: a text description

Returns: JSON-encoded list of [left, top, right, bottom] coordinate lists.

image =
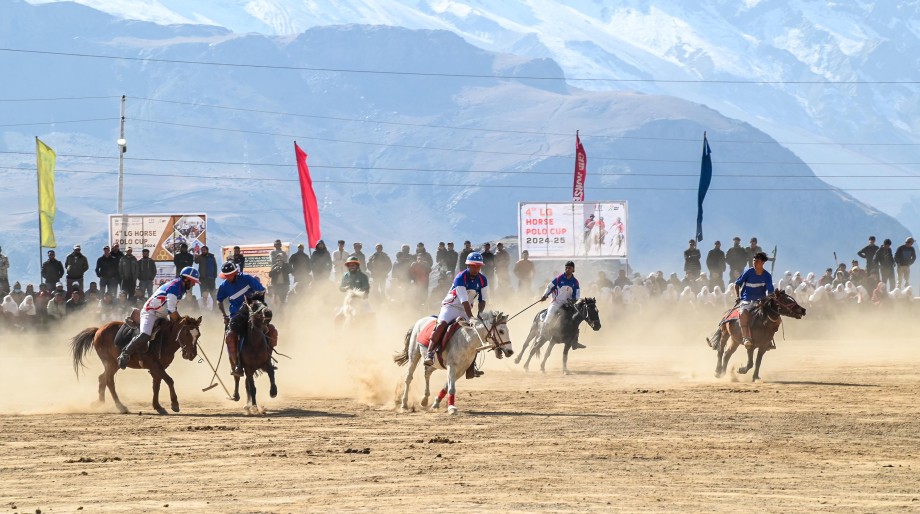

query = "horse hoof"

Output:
[[738, 367, 749, 375], [562, 370, 570, 376], [420, 397, 429, 407], [430, 402, 440, 411], [447, 406, 458, 415], [91, 400, 103, 408], [540, 368, 546, 374], [523, 366, 529, 372], [715, 372, 723, 379], [155, 407, 168, 415], [231, 394, 240, 402], [269, 385, 278, 398], [116, 405, 129, 414], [171, 404, 180, 413]]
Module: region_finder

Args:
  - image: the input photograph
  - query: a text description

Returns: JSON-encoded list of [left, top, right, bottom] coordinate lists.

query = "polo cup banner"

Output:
[[109, 214, 207, 261], [572, 131, 586, 202], [518, 201, 628, 260]]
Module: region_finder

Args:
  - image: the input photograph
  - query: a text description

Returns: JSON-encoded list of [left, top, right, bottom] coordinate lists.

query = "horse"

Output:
[[335, 288, 373, 332], [515, 298, 601, 374], [70, 315, 201, 414], [393, 311, 513, 415], [710, 290, 807, 382], [231, 299, 278, 415]]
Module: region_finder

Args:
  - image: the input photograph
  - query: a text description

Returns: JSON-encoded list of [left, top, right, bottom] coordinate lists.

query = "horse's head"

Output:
[[481, 311, 513, 359], [177, 315, 202, 361], [576, 297, 602, 331], [248, 300, 270, 330], [773, 290, 807, 319]]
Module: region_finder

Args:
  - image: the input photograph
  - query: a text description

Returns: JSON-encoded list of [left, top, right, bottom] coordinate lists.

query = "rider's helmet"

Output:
[[180, 266, 200, 284], [345, 256, 361, 269], [465, 252, 484, 266], [219, 261, 238, 278]]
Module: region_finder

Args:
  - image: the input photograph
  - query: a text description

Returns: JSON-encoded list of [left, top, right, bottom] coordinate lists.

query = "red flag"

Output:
[[294, 142, 321, 248], [572, 131, 586, 202]]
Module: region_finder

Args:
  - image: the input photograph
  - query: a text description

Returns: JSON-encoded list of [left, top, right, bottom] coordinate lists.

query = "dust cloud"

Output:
[[1, 282, 917, 415]]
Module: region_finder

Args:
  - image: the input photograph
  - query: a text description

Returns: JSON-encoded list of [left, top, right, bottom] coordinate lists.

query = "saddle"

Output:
[[719, 307, 741, 326], [115, 315, 166, 350], [417, 317, 464, 368]]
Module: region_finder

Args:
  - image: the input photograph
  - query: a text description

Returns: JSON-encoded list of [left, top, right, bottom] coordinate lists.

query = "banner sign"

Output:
[[109, 213, 207, 261], [518, 201, 627, 260], [221, 243, 290, 286], [573, 131, 586, 202]]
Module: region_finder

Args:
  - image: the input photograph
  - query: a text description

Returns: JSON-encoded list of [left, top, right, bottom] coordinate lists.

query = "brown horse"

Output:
[[70, 315, 202, 414], [231, 300, 277, 415], [711, 291, 806, 382]]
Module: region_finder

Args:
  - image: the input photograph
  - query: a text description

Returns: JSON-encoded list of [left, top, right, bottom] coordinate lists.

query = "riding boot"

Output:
[[424, 321, 448, 367], [226, 332, 244, 378], [117, 332, 150, 370], [570, 337, 586, 350], [706, 326, 723, 350]]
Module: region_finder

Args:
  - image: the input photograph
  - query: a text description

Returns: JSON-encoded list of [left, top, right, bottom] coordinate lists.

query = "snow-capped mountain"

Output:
[[0, 0, 911, 284]]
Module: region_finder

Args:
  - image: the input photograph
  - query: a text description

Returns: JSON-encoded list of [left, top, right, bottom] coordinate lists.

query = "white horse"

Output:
[[335, 289, 373, 331], [393, 311, 513, 415]]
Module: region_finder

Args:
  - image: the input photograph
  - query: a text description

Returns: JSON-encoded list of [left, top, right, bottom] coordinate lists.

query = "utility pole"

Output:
[[117, 94, 127, 213]]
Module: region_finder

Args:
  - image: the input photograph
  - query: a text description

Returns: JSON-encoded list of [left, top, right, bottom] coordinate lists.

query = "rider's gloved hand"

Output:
[[223, 315, 230, 326], [540, 295, 548, 302]]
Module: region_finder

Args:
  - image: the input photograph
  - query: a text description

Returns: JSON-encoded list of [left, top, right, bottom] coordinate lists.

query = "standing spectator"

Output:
[[195, 245, 218, 309], [41, 249, 65, 290], [874, 238, 896, 290], [64, 244, 89, 293], [513, 250, 535, 294], [849, 260, 867, 289], [270, 239, 288, 264], [435, 242, 448, 269], [0, 246, 9, 295], [481, 242, 495, 278], [332, 240, 349, 281], [683, 240, 702, 279], [594, 271, 614, 291], [268, 253, 293, 304], [173, 243, 194, 277], [95, 246, 120, 297], [818, 268, 834, 287], [310, 240, 332, 282], [408, 253, 431, 306], [230, 246, 246, 273], [415, 242, 433, 269], [289, 243, 312, 287], [725, 237, 747, 281], [706, 240, 727, 291], [137, 249, 157, 297], [613, 269, 632, 288], [110, 242, 124, 263], [118, 247, 139, 301], [442, 242, 459, 273], [494, 242, 512, 293], [746, 237, 764, 268], [857, 236, 879, 277], [350, 242, 367, 270], [894, 237, 916, 288], [392, 244, 414, 287], [457, 241, 474, 273], [367, 243, 392, 298]]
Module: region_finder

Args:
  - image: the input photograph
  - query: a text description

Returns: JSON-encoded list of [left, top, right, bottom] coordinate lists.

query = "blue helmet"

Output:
[[465, 252, 484, 265], [180, 266, 200, 283]]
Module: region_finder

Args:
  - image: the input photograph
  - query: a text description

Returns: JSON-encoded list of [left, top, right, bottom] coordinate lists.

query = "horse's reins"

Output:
[[467, 315, 510, 353]]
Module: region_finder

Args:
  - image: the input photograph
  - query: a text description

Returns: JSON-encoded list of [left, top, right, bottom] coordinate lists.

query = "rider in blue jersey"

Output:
[[424, 252, 489, 367], [734, 251, 774, 349], [539, 261, 585, 349], [216, 262, 270, 377], [117, 266, 200, 369]]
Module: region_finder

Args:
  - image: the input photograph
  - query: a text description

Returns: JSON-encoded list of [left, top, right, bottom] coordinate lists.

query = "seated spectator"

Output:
[[47, 291, 67, 321], [66, 289, 87, 312], [18, 295, 37, 328]]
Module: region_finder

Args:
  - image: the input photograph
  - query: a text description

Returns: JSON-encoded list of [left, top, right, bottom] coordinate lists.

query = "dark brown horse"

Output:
[[712, 291, 806, 382], [70, 316, 202, 414], [231, 300, 277, 415]]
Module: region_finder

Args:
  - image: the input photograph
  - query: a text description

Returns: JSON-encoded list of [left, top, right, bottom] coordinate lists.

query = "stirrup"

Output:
[[231, 365, 244, 378], [423, 351, 435, 366], [117, 353, 130, 370]]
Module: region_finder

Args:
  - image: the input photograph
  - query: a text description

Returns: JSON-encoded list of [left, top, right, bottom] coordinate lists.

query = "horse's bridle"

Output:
[[174, 318, 200, 356], [475, 315, 511, 351]]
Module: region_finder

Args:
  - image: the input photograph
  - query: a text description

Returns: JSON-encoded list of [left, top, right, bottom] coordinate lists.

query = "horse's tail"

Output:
[[70, 326, 98, 378], [393, 328, 412, 367]]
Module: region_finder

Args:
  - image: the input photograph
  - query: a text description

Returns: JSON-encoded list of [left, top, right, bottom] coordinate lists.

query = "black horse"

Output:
[[710, 290, 807, 382], [515, 298, 601, 375]]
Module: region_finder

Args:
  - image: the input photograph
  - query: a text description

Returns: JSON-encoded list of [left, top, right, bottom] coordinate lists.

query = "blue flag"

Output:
[[695, 134, 712, 242]]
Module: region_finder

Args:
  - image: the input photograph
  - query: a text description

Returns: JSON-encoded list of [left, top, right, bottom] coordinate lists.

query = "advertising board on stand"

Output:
[[518, 202, 628, 260], [109, 214, 207, 261], [221, 243, 291, 286]]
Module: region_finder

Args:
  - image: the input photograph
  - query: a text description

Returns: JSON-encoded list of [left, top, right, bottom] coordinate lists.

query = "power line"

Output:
[[0, 117, 119, 128], [0, 96, 120, 102], [2, 47, 918, 85]]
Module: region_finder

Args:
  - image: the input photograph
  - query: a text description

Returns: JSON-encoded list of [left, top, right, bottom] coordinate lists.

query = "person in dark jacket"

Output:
[[392, 244, 414, 287], [194, 245, 219, 307], [367, 243, 393, 298], [310, 240, 332, 282], [457, 241, 474, 274], [725, 237, 747, 282], [894, 237, 916, 288], [683, 239, 702, 280], [95, 246, 120, 297], [415, 242, 433, 269], [706, 240, 727, 290], [173, 243, 194, 277], [288, 243, 312, 287], [230, 245, 246, 273], [442, 242, 459, 273], [481, 242, 495, 278], [268, 253, 294, 303], [118, 247, 139, 301], [64, 244, 89, 294], [857, 236, 879, 276], [41, 250, 65, 290], [137, 248, 157, 297]]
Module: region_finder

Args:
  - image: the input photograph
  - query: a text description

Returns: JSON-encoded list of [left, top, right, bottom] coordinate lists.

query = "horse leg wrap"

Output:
[[447, 394, 455, 407], [437, 389, 447, 401]]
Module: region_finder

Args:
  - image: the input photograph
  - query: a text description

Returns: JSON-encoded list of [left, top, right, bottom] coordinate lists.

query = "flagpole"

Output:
[[35, 136, 43, 275]]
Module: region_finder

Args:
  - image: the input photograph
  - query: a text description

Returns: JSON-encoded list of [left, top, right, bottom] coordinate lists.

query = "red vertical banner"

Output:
[[572, 131, 586, 202], [294, 142, 321, 248]]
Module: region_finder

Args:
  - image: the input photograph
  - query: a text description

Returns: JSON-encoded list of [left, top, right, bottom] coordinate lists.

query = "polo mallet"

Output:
[[507, 298, 542, 322], [196, 341, 232, 398], [201, 339, 224, 392]]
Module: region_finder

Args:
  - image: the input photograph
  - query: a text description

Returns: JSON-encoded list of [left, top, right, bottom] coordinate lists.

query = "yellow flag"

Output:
[[36, 137, 57, 248]]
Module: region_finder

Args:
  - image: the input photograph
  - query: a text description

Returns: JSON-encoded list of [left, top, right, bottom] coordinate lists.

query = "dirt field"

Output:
[[2, 308, 919, 512]]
